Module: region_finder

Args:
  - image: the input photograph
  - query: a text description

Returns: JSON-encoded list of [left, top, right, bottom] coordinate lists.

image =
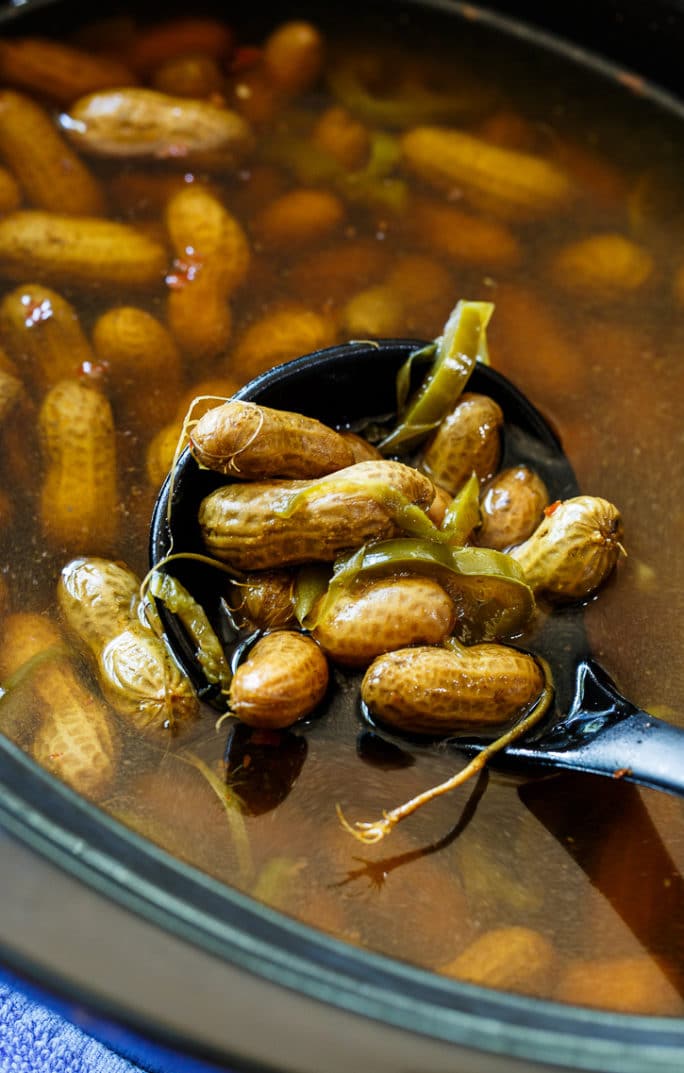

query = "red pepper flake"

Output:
[[544, 500, 562, 517], [612, 767, 632, 779]]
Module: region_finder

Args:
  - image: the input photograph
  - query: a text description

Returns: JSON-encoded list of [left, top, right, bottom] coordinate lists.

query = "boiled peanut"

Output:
[[261, 21, 325, 97], [151, 54, 225, 98], [312, 576, 456, 666], [477, 110, 541, 152], [63, 89, 254, 170], [0, 284, 95, 394], [58, 556, 199, 737], [229, 631, 329, 728], [0, 91, 105, 216], [401, 127, 576, 222], [361, 643, 544, 733], [550, 233, 654, 298], [0, 37, 135, 104], [312, 106, 370, 170], [165, 185, 251, 362], [199, 459, 435, 569], [99, 624, 199, 736], [341, 285, 405, 338], [555, 956, 684, 1016], [384, 254, 456, 338], [226, 305, 336, 381], [92, 306, 182, 428], [127, 17, 234, 74], [59, 556, 140, 649], [478, 465, 549, 550], [426, 484, 453, 527], [441, 926, 558, 996], [190, 400, 354, 478], [0, 212, 167, 292], [421, 393, 503, 495], [0, 611, 118, 799], [39, 380, 118, 554], [408, 198, 520, 267], [230, 570, 297, 630], [253, 188, 345, 248], [509, 495, 624, 601]]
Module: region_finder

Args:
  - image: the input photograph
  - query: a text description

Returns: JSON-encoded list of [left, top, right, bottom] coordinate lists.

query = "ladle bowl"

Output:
[[150, 340, 684, 798]]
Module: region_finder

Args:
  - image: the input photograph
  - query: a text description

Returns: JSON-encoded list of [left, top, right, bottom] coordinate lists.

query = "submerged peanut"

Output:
[[441, 926, 558, 997], [0, 284, 95, 395], [92, 305, 182, 428], [226, 305, 336, 381], [190, 400, 354, 478], [0, 91, 105, 216], [550, 233, 654, 298], [39, 380, 118, 554], [401, 127, 575, 222], [421, 392, 503, 495], [0, 212, 167, 291], [229, 631, 329, 728], [0, 37, 134, 104], [58, 556, 198, 737], [362, 643, 544, 733], [199, 459, 435, 569], [509, 495, 623, 601], [63, 88, 254, 169], [312, 577, 456, 666], [0, 611, 119, 799], [478, 466, 549, 550], [166, 185, 251, 362]]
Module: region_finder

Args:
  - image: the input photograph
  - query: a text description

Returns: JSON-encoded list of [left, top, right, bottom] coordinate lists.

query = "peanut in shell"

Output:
[[190, 400, 355, 478], [229, 630, 329, 728], [312, 576, 456, 667], [199, 459, 435, 570], [361, 643, 544, 734], [509, 495, 623, 601], [421, 392, 503, 496], [478, 465, 549, 550]]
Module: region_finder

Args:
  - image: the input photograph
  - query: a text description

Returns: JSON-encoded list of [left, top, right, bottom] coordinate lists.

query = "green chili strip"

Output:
[[378, 300, 494, 455], [306, 537, 534, 638], [275, 477, 442, 543], [179, 752, 254, 885], [441, 473, 481, 546], [327, 56, 493, 129], [293, 564, 332, 627], [147, 571, 232, 692]]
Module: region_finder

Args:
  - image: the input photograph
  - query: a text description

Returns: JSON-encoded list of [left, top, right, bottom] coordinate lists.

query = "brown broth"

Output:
[[1, 3, 684, 1017]]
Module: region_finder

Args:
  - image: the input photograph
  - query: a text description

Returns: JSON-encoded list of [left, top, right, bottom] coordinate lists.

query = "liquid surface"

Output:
[[0, 0, 684, 1016]]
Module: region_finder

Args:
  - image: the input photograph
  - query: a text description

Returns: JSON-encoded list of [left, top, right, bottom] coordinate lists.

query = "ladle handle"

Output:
[[509, 710, 684, 797]]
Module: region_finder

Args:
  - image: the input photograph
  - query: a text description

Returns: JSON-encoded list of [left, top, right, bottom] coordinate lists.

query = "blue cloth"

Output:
[[0, 980, 144, 1073]]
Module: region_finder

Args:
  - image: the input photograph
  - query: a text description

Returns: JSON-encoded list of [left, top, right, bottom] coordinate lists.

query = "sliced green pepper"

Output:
[[147, 571, 232, 692], [441, 472, 481, 546], [378, 299, 494, 455], [307, 537, 534, 640]]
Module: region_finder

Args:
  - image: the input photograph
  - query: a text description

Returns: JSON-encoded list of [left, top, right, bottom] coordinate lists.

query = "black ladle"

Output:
[[150, 339, 684, 798]]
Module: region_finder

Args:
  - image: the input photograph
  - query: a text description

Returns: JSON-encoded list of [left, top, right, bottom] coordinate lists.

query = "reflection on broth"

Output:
[[0, 3, 683, 1019]]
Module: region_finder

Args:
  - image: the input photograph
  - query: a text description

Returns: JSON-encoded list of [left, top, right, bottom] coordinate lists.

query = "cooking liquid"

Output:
[[1, 1, 684, 1014]]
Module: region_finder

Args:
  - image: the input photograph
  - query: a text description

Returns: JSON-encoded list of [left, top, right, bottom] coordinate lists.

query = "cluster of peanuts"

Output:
[[186, 395, 623, 737]]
